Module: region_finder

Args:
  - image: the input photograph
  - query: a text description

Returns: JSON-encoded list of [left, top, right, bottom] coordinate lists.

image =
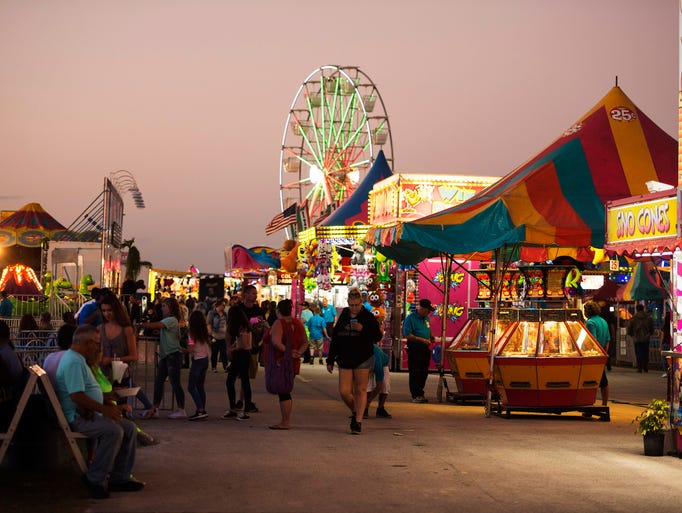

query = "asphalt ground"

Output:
[[2, 363, 681, 513]]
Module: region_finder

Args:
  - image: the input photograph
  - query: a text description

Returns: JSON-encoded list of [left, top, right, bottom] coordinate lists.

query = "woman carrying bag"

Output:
[[263, 299, 308, 430]]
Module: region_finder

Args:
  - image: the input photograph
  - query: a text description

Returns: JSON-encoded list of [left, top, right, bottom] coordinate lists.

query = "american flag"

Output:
[[265, 203, 297, 235]]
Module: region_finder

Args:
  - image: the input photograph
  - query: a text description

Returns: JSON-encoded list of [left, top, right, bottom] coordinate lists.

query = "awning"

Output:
[[366, 87, 677, 265]]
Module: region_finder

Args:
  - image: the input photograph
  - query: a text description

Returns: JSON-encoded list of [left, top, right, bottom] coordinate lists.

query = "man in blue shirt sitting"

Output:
[[55, 324, 144, 499]]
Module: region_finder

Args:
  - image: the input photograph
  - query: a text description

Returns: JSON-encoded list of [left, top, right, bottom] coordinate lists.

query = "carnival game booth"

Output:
[[367, 86, 678, 414], [369, 172, 498, 372], [229, 244, 292, 303], [288, 153, 397, 358], [444, 264, 594, 403], [604, 188, 682, 448]]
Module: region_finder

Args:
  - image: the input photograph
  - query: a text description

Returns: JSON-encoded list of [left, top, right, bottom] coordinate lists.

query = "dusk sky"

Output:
[[1, 1, 677, 273]]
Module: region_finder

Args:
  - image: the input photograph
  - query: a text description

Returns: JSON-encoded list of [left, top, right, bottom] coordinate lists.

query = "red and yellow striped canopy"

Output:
[[367, 87, 677, 265], [0, 203, 66, 247]]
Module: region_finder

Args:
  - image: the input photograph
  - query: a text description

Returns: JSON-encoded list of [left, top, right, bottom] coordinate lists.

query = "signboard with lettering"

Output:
[[606, 193, 678, 245], [369, 174, 498, 225]]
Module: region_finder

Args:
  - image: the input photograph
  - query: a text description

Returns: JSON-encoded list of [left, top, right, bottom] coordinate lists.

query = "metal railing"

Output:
[[12, 333, 172, 411], [1, 293, 86, 320]]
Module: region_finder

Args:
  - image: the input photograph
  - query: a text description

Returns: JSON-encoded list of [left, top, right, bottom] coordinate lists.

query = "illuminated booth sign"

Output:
[[368, 174, 498, 225], [605, 190, 680, 255]]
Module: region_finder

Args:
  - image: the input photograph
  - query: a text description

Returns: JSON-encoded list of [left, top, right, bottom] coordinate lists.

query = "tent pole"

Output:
[[485, 247, 502, 418], [436, 253, 453, 402]]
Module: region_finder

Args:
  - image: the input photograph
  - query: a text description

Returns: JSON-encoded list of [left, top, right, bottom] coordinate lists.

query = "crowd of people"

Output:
[[3, 280, 660, 500], [0, 283, 399, 498]]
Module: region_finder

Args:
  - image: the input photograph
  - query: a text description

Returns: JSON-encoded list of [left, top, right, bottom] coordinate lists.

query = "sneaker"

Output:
[[140, 408, 159, 420], [108, 476, 146, 492], [136, 430, 159, 446], [168, 408, 187, 419], [235, 400, 244, 410], [412, 396, 428, 404], [188, 411, 208, 421], [236, 412, 250, 421], [81, 475, 109, 499], [319, 359, 324, 365], [244, 403, 259, 414], [222, 411, 238, 420], [363, 408, 369, 419], [350, 419, 362, 434], [376, 407, 392, 418]]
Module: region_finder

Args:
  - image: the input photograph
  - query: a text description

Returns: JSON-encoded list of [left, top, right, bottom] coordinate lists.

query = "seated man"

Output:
[[55, 324, 144, 499]]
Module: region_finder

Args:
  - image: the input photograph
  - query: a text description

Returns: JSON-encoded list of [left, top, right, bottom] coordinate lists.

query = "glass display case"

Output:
[[493, 309, 608, 407], [445, 308, 516, 396]]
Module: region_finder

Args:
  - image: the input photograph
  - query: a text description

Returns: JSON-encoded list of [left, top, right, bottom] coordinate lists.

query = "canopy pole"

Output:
[[485, 247, 502, 417], [436, 254, 453, 402]]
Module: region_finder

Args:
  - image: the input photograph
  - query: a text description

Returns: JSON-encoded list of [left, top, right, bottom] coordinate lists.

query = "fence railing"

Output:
[[2, 293, 87, 320], [13, 334, 171, 411]]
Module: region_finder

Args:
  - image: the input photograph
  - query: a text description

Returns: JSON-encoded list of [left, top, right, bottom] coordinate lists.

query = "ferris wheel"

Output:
[[280, 65, 394, 228]]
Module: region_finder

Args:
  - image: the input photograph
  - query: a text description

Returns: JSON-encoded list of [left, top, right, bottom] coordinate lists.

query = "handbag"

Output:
[[265, 320, 294, 395], [235, 329, 253, 351]]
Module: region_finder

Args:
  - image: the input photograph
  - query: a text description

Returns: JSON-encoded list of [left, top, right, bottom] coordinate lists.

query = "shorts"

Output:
[[339, 354, 375, 370], [368, 366, 391, 394], [309, 338, 324, 352]]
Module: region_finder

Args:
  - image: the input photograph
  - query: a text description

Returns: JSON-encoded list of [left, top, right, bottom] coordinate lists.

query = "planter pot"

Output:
[[643, 432, 665, 456]]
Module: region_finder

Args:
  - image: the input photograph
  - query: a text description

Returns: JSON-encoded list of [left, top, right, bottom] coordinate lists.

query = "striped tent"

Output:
[[0, 203, 66, 248], [366, 87, 677, 265], [616, 261, 667, 301]]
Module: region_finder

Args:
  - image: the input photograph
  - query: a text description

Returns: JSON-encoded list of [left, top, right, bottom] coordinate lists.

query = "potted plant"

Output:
[[632, 398, 669, 456]]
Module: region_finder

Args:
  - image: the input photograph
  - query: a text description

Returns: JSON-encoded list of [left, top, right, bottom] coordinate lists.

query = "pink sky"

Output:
[[0, 0, 677, 273]]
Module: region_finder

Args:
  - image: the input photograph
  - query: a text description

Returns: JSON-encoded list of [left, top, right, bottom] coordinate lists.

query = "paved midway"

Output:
[[3, 363, 681, 513]]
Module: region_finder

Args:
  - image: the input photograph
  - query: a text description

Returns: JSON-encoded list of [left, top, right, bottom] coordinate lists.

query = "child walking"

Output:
[[187, 310, 210, 420]]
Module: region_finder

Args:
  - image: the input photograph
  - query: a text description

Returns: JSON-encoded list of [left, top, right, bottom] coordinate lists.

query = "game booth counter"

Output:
[[367, 172, 498, 372], [604, 188, 682, 452], [149, 268, 244, 303], [366, 85, 678, 417]]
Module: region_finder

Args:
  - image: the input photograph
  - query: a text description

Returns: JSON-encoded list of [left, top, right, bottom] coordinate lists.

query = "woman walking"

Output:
[[140, 297, 187, 419], [187, 310, 210, 420], [222, 305, 253, 420], [326, 287, 383, 434], [263, 299, 308, 430]]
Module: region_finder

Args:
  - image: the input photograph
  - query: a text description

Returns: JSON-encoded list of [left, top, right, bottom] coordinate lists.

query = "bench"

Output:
[[0, 365, 88, 473]]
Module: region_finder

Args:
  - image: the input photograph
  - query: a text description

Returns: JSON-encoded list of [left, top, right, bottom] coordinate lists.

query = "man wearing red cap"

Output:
[[402, 299, 435, 403]]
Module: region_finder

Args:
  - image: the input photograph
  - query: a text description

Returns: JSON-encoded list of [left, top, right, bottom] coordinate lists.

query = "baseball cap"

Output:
[[419, 299, 435, 312]]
